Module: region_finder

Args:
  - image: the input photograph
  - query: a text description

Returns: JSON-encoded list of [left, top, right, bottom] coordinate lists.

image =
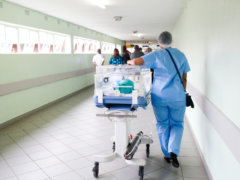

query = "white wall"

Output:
[[172, 0, 240, 179]]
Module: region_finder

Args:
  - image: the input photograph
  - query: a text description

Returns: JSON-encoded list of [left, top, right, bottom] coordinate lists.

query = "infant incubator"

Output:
[[94, 65, 152, 109], [92, 65, 153, 180]]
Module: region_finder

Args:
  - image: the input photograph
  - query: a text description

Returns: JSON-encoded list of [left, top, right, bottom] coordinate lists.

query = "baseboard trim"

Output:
[[0, 85, 94, 129], [186, 117, 213, 180]]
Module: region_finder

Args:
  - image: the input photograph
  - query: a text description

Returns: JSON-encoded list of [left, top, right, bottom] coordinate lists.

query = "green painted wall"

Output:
[[172, 0, 240, 179], [0, 0, 124, 124]]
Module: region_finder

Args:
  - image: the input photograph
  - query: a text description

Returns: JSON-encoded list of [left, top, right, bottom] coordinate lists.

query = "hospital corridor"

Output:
[[0, 0, 239, 180]]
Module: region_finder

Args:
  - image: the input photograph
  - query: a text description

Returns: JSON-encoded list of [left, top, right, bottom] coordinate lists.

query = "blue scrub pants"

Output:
[[152, 101, 186, 157]]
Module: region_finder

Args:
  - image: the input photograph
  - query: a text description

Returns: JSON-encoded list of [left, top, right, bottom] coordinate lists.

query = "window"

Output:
[[0, 21, 71, 54], [0, 24, 6, 53], [0, 21, 121, 55], [54, 34, 64, 53], [116, 44, 122, 54], [5, 26, 18, 53], [19, 28, 29, 53], [39, 32, 49, 53], [101, 42, 115, 54], [73, 36, 100, 54], [29, 30, 39, 53]]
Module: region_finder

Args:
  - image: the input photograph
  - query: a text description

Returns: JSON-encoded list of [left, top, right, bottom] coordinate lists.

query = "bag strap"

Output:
[[165, 48, 185, 90]]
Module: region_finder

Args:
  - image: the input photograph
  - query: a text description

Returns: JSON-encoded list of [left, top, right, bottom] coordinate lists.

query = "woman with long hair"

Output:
[[109, 48, 123, 65]]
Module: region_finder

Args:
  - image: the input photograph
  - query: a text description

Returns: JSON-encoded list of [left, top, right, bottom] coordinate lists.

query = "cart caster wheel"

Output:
[[146, 144, 150, 158], [112, 142, 116, 152], [92, 162, 99, 178], [139, 166, 144, 180]]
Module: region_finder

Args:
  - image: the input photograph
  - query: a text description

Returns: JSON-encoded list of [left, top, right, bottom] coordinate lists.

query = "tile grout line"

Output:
[[6, 133, 52, 179], [0, 87, 210, 180], [0, 146, 20, 180], [4, 114, 91, 179], [1, 90, 99, 179], [19, 108, 99, 179]]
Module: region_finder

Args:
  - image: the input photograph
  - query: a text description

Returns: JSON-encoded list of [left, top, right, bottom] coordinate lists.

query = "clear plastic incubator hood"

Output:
[[94, 65, 152, 109]]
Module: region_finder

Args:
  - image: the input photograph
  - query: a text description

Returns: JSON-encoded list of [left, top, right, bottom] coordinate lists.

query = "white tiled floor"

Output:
[[0, 87, 209, 180]]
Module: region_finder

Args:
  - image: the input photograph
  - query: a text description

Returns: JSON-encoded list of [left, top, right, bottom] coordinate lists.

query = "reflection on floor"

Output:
[[0, 87, 209, 180]]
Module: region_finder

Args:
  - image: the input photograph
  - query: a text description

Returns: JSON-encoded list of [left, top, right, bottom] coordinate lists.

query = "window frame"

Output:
[[73, 36, 100, 54], [0, 21, 71, 54], [101, 41, 115, 54]]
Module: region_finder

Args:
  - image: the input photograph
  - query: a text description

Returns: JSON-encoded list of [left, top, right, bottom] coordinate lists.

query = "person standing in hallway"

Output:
[[127, 31, 190, 168], [109, 48, 123, 65], [122, 45, 131, 64], [144, 47, 152, 54], [130, 45, 144, 59], [92, 49, 105, 66]]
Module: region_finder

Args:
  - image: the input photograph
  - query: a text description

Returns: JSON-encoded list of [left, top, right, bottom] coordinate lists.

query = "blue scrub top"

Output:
[[142, 48, 190, 103], [109, 56, 123, 65]]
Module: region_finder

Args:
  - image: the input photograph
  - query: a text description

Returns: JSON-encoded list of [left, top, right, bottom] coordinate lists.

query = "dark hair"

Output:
[[113, 48, 120, 58], [134, 45, 139, 50]]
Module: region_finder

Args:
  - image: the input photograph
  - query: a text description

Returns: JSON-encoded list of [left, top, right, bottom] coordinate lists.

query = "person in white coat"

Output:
[[92, 49, 105, 66]]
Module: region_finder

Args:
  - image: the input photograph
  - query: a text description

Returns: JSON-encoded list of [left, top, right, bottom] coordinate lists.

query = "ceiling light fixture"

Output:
[[90, 0, 108, 9], [113, 16, 123, 21], [133, 30, 138, 34], [132, 31, 143, 38]]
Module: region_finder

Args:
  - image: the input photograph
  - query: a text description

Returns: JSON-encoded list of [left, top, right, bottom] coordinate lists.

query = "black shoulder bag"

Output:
[[165, 49, 194, 108]]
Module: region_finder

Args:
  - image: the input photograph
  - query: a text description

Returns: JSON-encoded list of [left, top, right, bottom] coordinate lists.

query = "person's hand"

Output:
[[127, 59, 135, 65]]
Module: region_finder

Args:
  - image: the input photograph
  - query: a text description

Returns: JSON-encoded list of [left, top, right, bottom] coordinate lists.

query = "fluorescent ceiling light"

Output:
[[90, 0, 109, 9], [133, 32, 143, 38]]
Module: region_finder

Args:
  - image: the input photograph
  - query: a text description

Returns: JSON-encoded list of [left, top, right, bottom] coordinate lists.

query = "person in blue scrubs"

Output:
[[127, 31, 190, 168], [109, 48, 123, 65]]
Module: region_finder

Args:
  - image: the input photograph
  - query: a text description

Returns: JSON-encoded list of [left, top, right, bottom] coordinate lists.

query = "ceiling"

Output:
[[7, 0, 187, 41]]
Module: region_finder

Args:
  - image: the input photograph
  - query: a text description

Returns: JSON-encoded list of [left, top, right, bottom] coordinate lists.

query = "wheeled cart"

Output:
[[93, 65, 153, 179]]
